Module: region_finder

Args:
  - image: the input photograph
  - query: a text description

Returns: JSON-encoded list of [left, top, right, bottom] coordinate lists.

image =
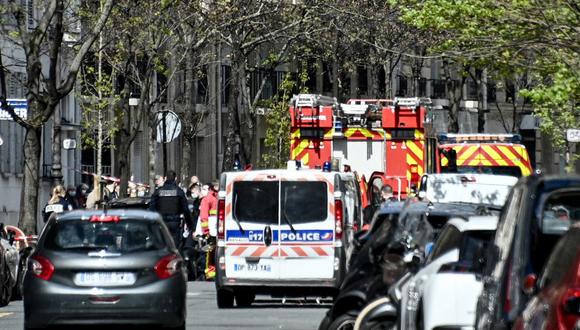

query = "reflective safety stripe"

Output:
[[225, 245, 333, 258], [201, 222, 209, 228], [209, 210, 217, 215]]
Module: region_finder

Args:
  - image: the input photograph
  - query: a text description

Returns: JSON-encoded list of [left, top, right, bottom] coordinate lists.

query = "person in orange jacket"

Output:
[[199, 180, 219, 280]]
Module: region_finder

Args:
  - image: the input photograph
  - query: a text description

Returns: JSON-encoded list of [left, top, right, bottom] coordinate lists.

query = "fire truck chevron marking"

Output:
[[480, 146, 507, 166], [406, 141, 424, 163], [496, 146, 519, 165]]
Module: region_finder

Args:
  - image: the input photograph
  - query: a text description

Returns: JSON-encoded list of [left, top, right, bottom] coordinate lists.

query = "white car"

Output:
[[400, 215, 498, 330]]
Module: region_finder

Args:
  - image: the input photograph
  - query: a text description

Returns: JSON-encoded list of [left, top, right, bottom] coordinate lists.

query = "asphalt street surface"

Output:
[[0, 281, 330, 330]]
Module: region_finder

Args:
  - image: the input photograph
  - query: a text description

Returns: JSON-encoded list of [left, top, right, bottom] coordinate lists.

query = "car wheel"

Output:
[[0, 263, 12, 307], [216, 288, 234, 308], [235, 291, 256, 307], [328, 313, 357, 330], [12, 258, 25, 300], [165, 322, 186, 330]]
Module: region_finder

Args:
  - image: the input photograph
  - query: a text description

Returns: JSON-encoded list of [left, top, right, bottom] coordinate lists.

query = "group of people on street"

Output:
[[42, 171, 219, 280], [149, 170, 219, 280]]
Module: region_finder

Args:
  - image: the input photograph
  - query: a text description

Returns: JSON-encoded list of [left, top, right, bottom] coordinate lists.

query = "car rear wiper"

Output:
[[282, 212, 297, 234], [64, 245, 110, 250], [282, 190, 297, 234], [232, 194, 245, 234]]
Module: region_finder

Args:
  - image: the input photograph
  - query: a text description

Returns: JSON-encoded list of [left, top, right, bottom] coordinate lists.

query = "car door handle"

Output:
[[264, 226, 272, 246]]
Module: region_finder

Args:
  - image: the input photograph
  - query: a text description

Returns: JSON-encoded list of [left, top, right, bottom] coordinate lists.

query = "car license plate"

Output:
[[74, 272, 136, 287]]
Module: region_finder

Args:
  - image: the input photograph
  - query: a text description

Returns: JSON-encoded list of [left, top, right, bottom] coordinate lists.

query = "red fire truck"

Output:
[[289, 94, 430, 204]]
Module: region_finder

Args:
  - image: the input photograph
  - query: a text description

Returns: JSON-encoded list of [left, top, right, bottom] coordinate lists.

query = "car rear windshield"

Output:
[[43, 219, 168, 252], [232, 181, 328, 224], [540, 191, 580, 235], [442, 166, 522, 177], [456, 230, 495, 274]]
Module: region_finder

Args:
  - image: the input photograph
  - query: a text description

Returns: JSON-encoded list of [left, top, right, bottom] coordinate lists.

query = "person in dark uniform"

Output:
[[149, 170, 193, 247]]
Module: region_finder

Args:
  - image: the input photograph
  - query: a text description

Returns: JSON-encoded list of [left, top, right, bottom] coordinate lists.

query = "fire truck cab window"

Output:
[[441, 165, 522, 177]]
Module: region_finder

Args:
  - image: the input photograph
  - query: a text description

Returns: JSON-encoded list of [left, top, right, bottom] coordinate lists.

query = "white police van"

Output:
[[214, 163, 362, 307]]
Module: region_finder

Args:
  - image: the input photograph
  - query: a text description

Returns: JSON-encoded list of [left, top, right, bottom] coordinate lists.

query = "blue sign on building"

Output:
[[0, 99, 28, 120]]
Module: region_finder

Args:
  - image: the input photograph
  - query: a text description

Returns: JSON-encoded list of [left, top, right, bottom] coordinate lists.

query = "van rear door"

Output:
[[278, 178, 335, 280], [224, 176, 280, 280]]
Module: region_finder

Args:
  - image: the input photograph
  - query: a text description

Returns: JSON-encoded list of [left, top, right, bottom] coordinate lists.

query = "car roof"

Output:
[[423, 173, 519, 184], [447, 215, 499, 232], [519, 175, 580, 191], [55, 209, 162, 222], [221, 169, 342, 180], [376, 201, 405, 215], [406, 201, 480, 215]]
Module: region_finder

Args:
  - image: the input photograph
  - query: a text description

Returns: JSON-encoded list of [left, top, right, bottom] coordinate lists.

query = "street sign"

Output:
[[155, 110, 181, 143], [567, 129, 580, 143], [0, 99, 28, 120], [63, 139, 77, 150]]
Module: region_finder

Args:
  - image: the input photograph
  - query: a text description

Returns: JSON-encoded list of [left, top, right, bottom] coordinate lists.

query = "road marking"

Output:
[[187, 292, 202, 296], [0, 312, 13, 318]]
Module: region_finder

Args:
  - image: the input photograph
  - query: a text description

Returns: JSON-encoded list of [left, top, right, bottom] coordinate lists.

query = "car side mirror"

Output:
[[523, 273, 537, 296]]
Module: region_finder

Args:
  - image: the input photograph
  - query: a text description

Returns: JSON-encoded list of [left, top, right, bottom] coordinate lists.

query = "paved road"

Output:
[[0, 282, 329, 330]]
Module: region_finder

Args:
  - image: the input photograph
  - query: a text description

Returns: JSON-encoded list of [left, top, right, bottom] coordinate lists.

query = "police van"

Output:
[[214, 163, 362, 307]]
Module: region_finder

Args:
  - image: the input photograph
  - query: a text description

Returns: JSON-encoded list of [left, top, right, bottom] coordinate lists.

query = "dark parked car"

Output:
[[106, 197, 151, 209], [0, 223, 18, 306], [514, 223, 580, 330], [476, 175, 580, 330], [320, 201, 485, 330], [23, 210, 187, 330]]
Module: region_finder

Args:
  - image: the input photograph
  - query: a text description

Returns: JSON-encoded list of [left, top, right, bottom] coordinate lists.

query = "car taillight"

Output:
[[154, 254, 181, 279], [335, 199, 343, 240], [217, 199, 225, 240], [30, 255, 55, 281], [561, 287, 580, 329], [90, 215, 121, 223]]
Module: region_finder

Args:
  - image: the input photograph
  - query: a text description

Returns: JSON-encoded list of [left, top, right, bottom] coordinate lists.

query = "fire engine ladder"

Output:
[[293, 94, 336, 122]]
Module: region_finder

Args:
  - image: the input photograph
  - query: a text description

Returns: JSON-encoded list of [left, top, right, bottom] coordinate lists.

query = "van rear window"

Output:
[[282, 181, 327, 224], [233, 181, 279, 224], [43, 220, 168, 252], [232, 181, 328, 224]]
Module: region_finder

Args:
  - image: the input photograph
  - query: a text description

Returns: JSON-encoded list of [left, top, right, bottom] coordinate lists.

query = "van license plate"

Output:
[[75, 272, 136, 286], [234, 263, 272, 272]]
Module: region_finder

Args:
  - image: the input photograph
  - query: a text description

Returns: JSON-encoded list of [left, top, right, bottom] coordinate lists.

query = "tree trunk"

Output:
[[180, 52, 197, 183], [476, 68, 485, 133], [350, 67, 358, 98], [148, 109, 157, 189], [368, 65, 379, 99], [51, 107, 63, 185], [19, 126, 42, 234]]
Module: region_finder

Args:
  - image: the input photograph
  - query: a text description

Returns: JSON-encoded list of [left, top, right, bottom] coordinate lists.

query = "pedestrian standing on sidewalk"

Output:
[[42, 185, 73, 223], [149, 170, 193, 248]]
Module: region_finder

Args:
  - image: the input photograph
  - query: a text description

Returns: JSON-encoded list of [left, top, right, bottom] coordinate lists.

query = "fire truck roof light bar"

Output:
[[292, 94, 337, 107], [438, 133, 522, 144]]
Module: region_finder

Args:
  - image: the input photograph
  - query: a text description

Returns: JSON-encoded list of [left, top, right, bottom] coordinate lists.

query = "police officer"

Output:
[[149, 170, 193, 247]]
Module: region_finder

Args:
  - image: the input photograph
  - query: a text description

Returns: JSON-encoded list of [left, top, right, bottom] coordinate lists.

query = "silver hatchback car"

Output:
[[23, 210, 187, 329]]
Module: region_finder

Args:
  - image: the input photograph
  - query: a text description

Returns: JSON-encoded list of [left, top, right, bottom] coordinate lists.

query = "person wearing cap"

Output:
[[149, 170, 193, 247], [103, 178, 119, 203], [199, 180, 219, 280]]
